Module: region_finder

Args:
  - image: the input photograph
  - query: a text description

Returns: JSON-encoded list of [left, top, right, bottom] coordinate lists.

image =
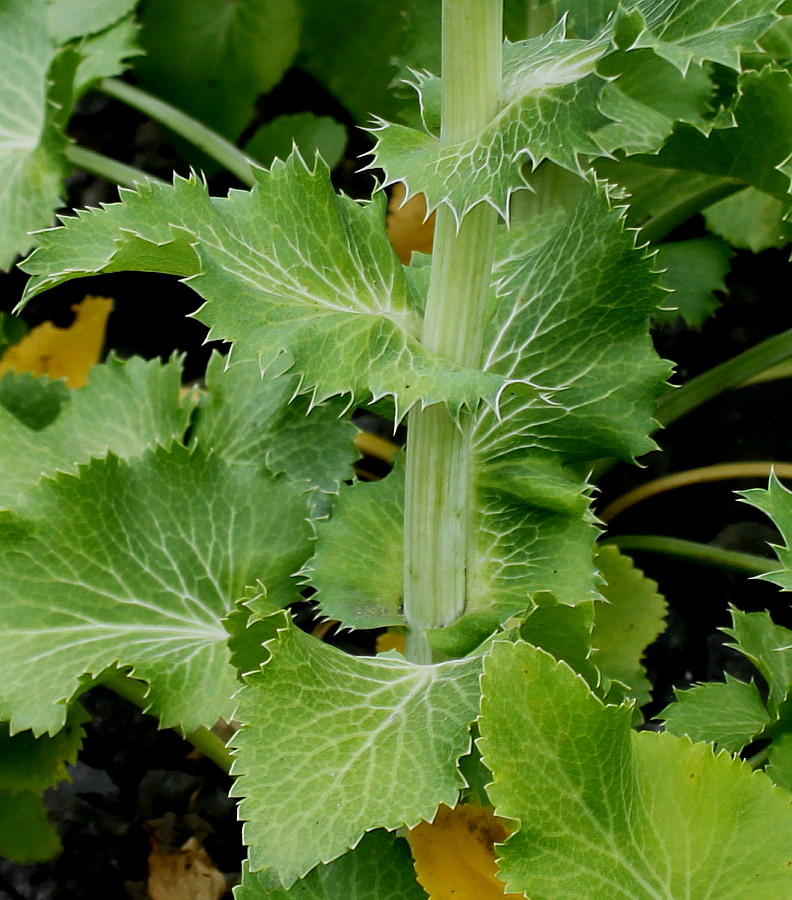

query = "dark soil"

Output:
[[2, 74, 792, 899]]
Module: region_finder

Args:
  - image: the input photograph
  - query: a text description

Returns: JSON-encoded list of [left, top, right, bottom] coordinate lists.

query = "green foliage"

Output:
[[663, 603, 792, 787], [235, 831, 426, 900], [244, 113, 348, 170], [654, 236, 733, 329], [1, 0, 792, 894], [0, 0, 67, 269], [135, 0, 300, 141], [480, 640, 792, 899], [591, 545, 667, 706], [231, 612, 481, 888]]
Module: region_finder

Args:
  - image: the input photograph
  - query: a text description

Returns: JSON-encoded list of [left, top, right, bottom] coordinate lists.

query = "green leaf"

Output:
[[742, 474, 792, 592], [553, 1, 619, 39], [0, 312, 27, 355], [0, 704, 88, 793], [767, 730, 792, 791], [628, 0, 786, 72], [479, 640, 792, 899], [704, 188, 792, 252], [307, 468, 405, 629], [73, 14, 142, 96], [192, 354, 357, 494], [722, 608, 792, 712], [305, 182, 669, 647], [591, 545, 667, 707], [235, 831, 426, 899], [0, 356, 191, 509], [223, 594, 284, 680], [0, 371, 70, 431], [244, 113, 347, 171], [231, 613, 481, 888], [518, 594, 602, 690], [449, 182, 668, 645], [47, 0, 139, 43], [21, 155, 506, 417], [0, 791, 61, 864], [643, 67, 792, 199], [135, 0, 300, 141], [0, 444, 312, 735], [662, 676, 774, 752], [595, 158, 732, 232], [371, 23, 611, 220], [476, 181, 669, 464], [298, 0, 437, 124], [0, 0, 67, 270], [653, 236, 733, 329], [596, 49, 716, 154]]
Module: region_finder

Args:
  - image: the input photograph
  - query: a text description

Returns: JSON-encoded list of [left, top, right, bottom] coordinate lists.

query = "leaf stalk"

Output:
[[97, 78, 257, 187]]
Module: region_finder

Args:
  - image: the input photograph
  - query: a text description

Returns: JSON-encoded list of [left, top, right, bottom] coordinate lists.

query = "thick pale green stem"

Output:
[[403, 0, 502, 662]]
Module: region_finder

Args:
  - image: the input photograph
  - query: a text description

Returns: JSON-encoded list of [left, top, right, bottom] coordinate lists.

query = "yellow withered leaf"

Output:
[[408, 804, 524, 900], [386, 183, 435, 264], [0, 295, 113, 388], [375, 629, 406, 654]]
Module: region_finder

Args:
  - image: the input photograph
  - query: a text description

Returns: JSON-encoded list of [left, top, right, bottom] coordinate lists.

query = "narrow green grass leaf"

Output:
[[231, 615, 481, 888], [479, 640, 792, 899]]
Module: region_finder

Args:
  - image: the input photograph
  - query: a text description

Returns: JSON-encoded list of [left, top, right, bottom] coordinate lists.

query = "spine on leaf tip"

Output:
[[402, 0, 504, 663]]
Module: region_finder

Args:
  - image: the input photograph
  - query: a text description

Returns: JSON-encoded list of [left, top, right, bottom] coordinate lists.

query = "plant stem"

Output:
[[602, 535, 772, 576], [656, 327, 792, 426], [102, 671, 234, 774], [600, 461, 792, 523], [65, 144, 166, 189], [638, 179, 744, 244], [97, 78, 257, 187], [403, 0, 502, 662]]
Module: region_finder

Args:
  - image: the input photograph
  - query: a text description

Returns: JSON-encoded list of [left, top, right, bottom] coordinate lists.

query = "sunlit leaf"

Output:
[[231, 613, 481, 888]]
